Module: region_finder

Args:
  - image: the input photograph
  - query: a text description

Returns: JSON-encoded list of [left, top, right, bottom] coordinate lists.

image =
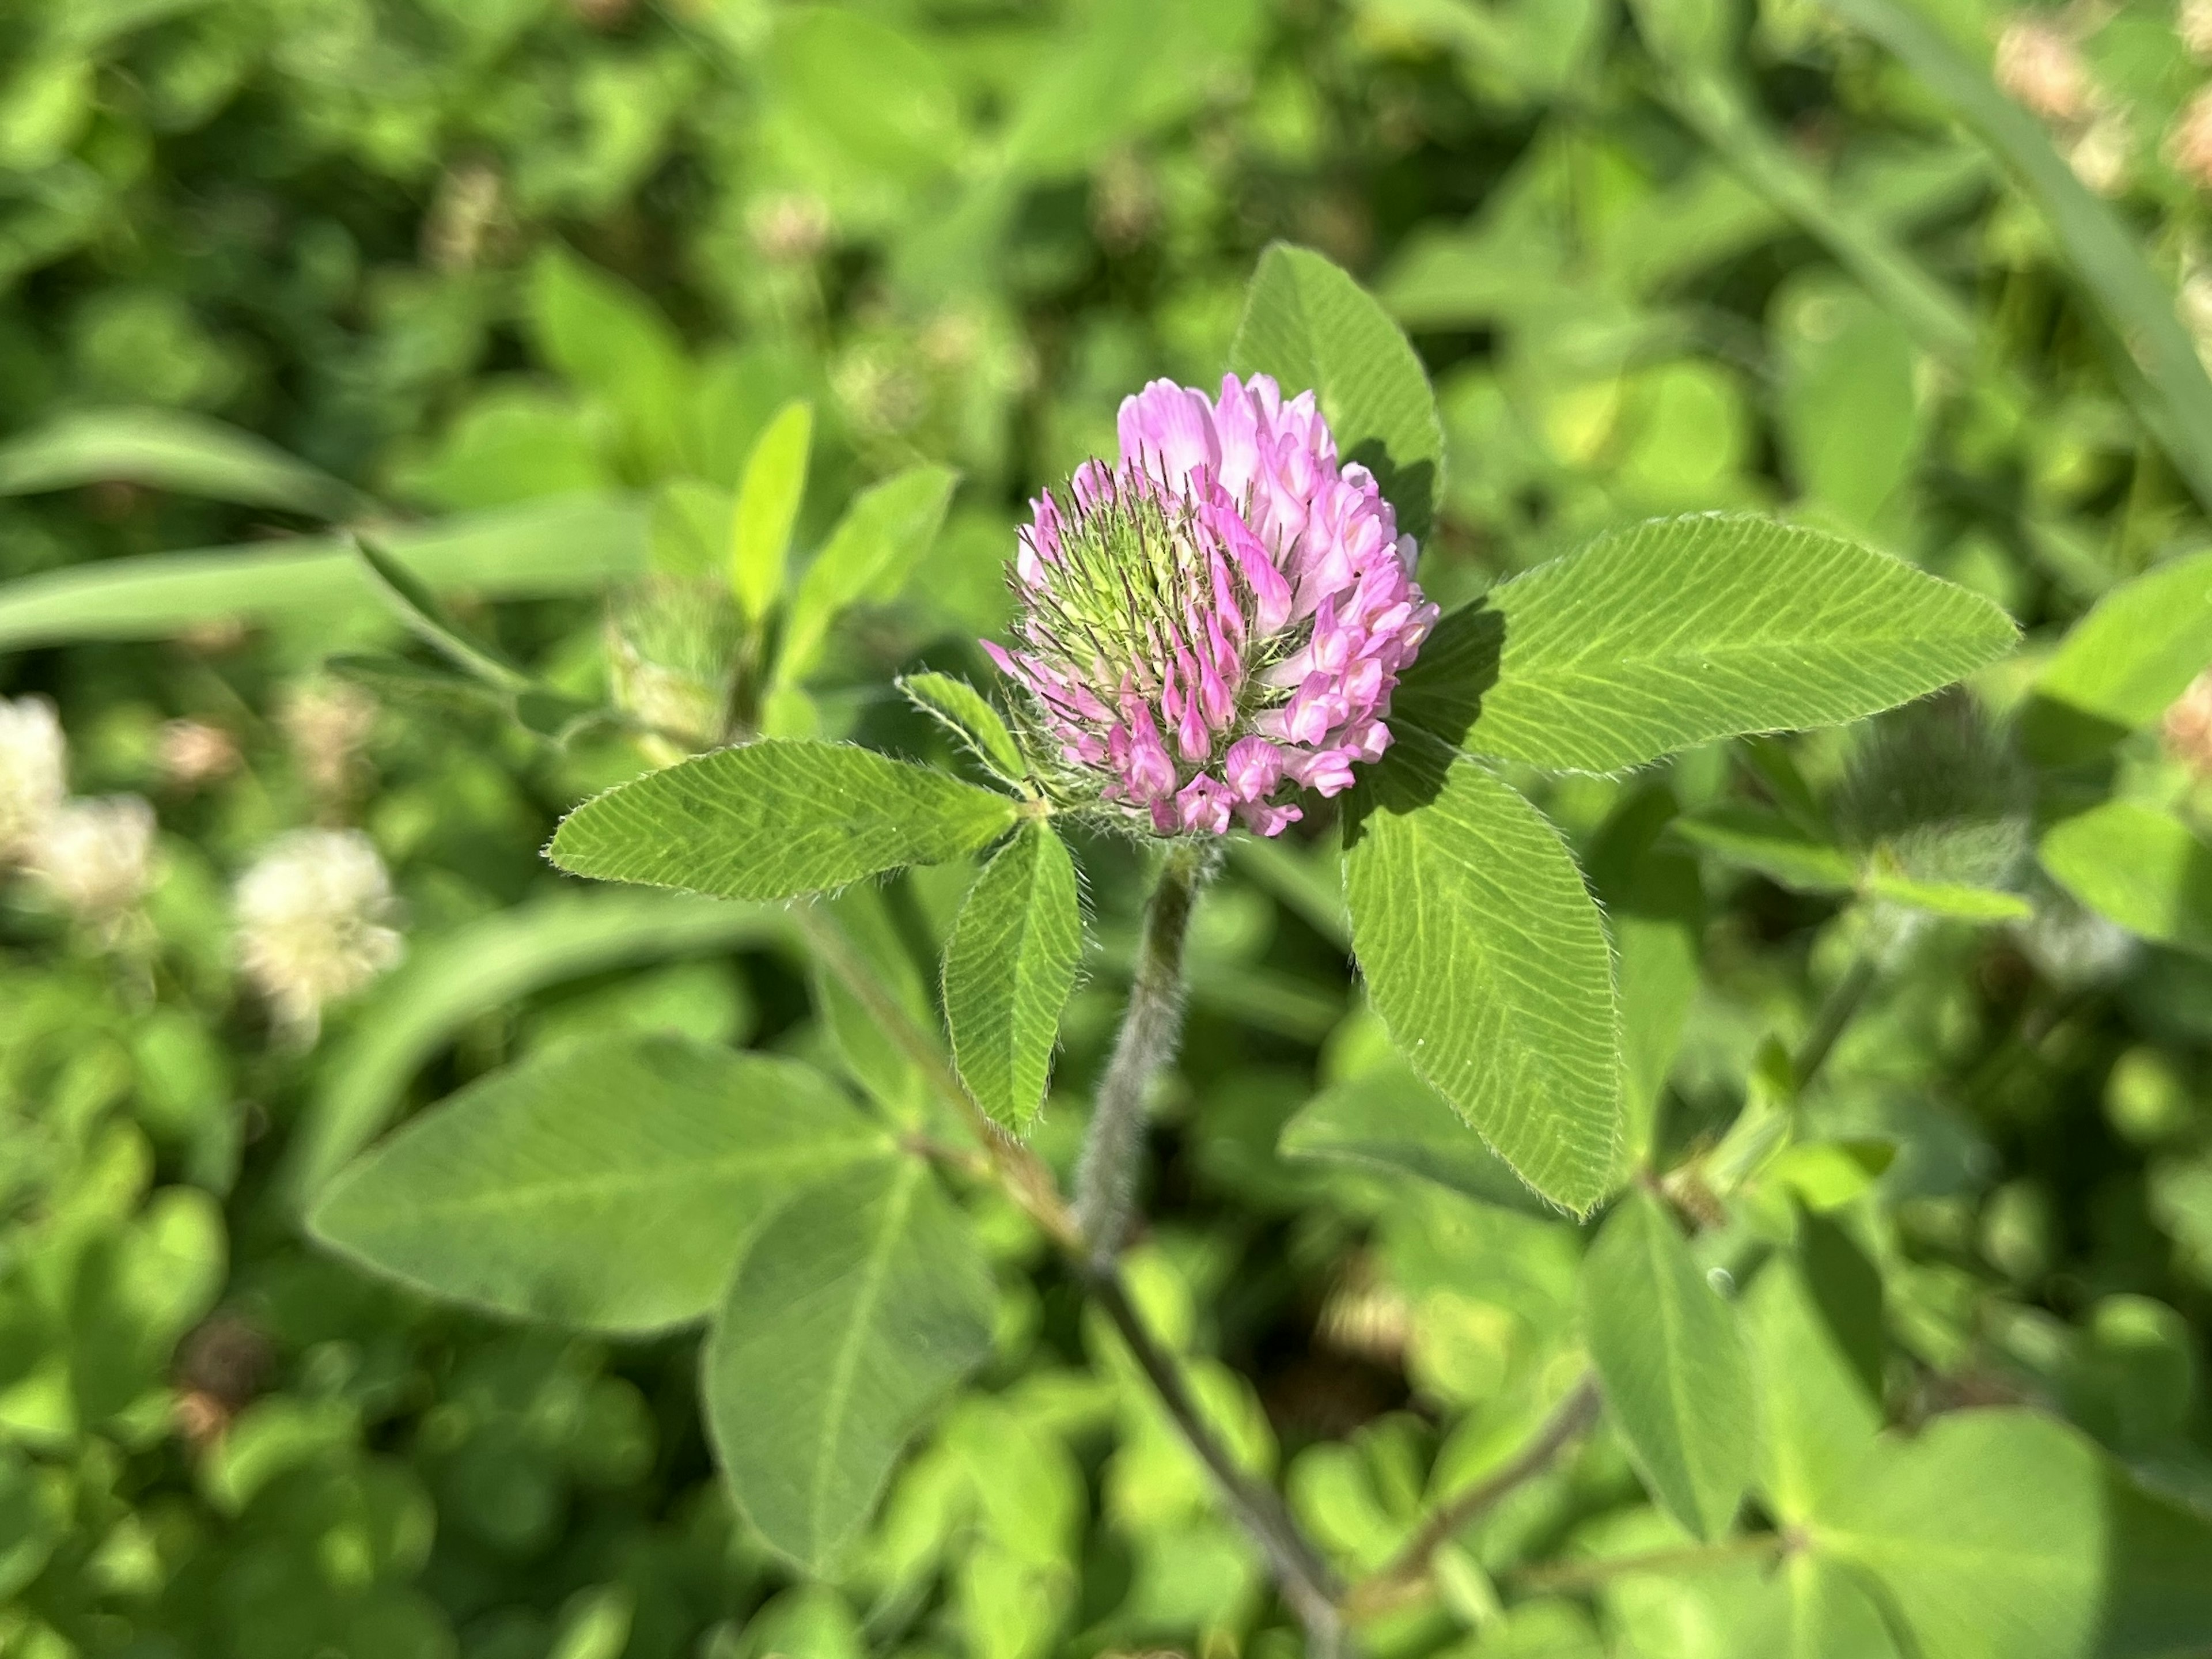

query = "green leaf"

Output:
[[281, 892, 783, 1204], [1343, 742, 1621, 1213], [525, 247, 690, 473], [1861, 871, 2031, 922], [0, 406, 367, 518], [776, 464, 957, 685], [942, 822, 1083, 1134], [0, 494, 649, 651], [1812, 1410, 2212, 1659], [730, 401, 813, 624], [702, 1158, 995, 1573], [1586, 786, 1704, 1170], [1672, 804, 1858, 893], [1809, 0, 2212, 517], [2022, 548, 2212, 764], [548, 740, 1018, 902], [1742, 1554, 1902, 1659], [1277, 1057, 1557, 1215], [353, 535, 530, 691], [1228, 242, 1445, 545], [1743, 1254, 1881, 1524], [1457, 516, 2018, 774], [1772, 275, 1923, 531], [899, 672, 1027, 785], [2039, 802, 2212, 957], [1580, 1188, 1755, 1539], [310, 1035, 892, 1334], [809, 883, 933, 1122]]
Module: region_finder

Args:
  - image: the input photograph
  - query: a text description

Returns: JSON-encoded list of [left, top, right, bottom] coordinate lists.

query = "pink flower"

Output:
[[985, 373, 1438, 836]]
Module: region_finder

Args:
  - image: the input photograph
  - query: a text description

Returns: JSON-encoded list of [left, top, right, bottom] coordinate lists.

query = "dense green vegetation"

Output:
[[3, 1, 2212, 1657]]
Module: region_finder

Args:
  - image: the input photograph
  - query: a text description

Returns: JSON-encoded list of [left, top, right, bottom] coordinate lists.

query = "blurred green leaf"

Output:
[[1812, 1410, 2212, 1659], [943, 821, 1083, 1134], [730, 401, 813, 625], [548, 741, 1018, 902], [525, 247, 691, 474], [1672, 809, 1866, 898], [2024, 548, 2212, 764], [1743, 1254, 1881, 1524], [1229, 242, 1445, 544], [1812, 0, 2212, 514], [352, 535, 529, 691], [1460, 516, 2018, 773], [1581, 1188, 1755, 1539], [1586, 786, 1704, 1169], [1344, 740, 1621, 1214], [702, 1158, 994, 1573], [1772, 275, 1923, 530], [311, 1035, 892, 1335], [0, 494, 648, 650], [776, 463, 956, 684], [1277, 1056, 1556, 1214], [0, 406, 367, 518], [2039, 802, 2212, 957], [1741, 1553, 1901, 1659]]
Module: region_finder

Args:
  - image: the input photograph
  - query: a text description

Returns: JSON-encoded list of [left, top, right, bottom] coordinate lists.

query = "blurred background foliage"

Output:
[[2, 0, 2212, 1656]]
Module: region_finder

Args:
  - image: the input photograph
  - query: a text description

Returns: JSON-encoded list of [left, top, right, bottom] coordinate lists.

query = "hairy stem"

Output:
[[1073, 841, 1211, 1267], [1347, 1375, 1603, 1617]]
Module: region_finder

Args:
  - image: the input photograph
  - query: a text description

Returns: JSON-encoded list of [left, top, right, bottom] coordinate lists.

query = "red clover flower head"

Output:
[[985, 374, 1439, 836]]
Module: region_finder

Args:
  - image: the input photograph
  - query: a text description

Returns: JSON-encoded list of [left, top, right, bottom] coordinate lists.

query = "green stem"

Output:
[[1791, 951, 1878, 1094], [1347, 1376, 1603, 1618], [1072, 840, 1212, 1267]]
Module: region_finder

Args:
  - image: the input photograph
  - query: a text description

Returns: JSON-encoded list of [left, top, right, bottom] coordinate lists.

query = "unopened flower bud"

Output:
[[986, 374, 1438, 836], [158, 719, 240, 792], [279, 679, 377, 805], [2183, 0, 2212, 60], [1994, 17, 2092, 124], [2165, 669, 2212, 779], [2168, 88, 2212, 191]]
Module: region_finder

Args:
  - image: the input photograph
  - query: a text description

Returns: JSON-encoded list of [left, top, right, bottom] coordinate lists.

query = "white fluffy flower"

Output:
[[31, 795, 158, 922], [0, 696, 67, 861], [234, 829, 404, 1041]]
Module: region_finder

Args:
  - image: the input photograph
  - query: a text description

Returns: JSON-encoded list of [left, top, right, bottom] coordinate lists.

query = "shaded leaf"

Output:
[[1813, 1410, 2212, 1659], [310, 1035, 891, 1334], [1277, 1057, 1556, 1215], [702, 1158, 995, 1572], [1581, 1188, 1755, 1539]]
